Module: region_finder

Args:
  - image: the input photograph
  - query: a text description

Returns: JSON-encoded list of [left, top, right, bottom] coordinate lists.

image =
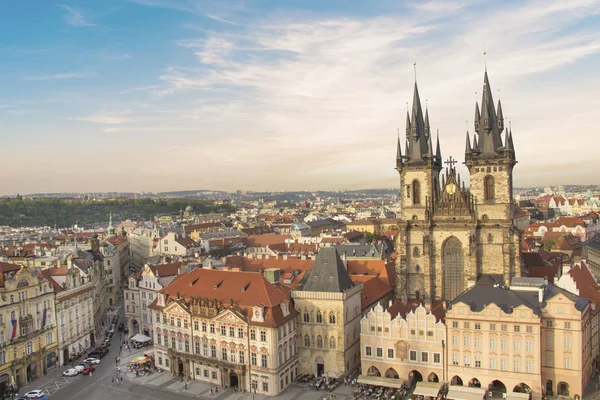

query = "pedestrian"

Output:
[[185, 382, 188, 390], [112, 377, 115, 383], [90, 371, 93, 377], [209, 389, 213, 395], [121, 377, 124, 383]]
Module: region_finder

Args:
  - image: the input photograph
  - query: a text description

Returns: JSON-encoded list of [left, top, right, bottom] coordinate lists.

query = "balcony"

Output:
[[19, 314, 33, 324], [166, 348, 246, 373]]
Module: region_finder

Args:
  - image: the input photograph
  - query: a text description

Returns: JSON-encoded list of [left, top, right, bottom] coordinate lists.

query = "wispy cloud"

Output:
[[59, 5, 95, 27], [64, 110, 133, 124], [24, 72, 97, 81], [205, 13, 238, 26]]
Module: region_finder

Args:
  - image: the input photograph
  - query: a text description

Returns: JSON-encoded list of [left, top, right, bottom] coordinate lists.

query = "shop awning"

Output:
[[506, 393, 530, 400], [357, 375, 404, 388], [413, 382, 442, 397], [446, 386, 486, 400]]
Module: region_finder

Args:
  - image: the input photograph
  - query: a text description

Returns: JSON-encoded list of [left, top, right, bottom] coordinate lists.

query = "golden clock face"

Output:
[[446, 183, 457, 195]]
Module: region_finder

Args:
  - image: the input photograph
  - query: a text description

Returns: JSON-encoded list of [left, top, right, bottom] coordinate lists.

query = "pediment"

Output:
[[163, 301, 191, 316], [214, 308, 246, 324]]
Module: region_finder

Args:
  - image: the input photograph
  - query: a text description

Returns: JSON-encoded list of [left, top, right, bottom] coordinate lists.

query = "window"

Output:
[[376, 347, 383, 358], [201, 322, 207, 332], [564, 322, 571, 329], [452, 321, 458, 328], [157, 333, 162, 346], [433, 353, 441, 364], [250, 330, 256, 340], [317, 336, 324, 349], [410, 350, 417, 361], [474, 336, 481, 348], [330, 337, 336, 349], [514, 325, 520, 332], [329, 313, 336, 324], [526, 326, 533, 333], [195, 342, 200, 354], [203, 344, 208, 357], [564, 336, 572, 349], [500, 339, 508, 351], [412, 180, 421, 205], [565, 357, 572, 369], [210, 323, 215, 333], [490, 358, 497, 369], [184, 341, 190, 353], [421, 352, 428, 363], [165, 359, 169, 367], [365, 346, 372, 356], [490, 338, 496, 349], [229, 327, 234, 337], [239, 351, 245, 364], [162, 314, 167, 324], [484, 175, 495, 200], [413, 247, 420, 257], [463, 355, 470, 367], [211, 345, 216, 358], [513, 340, 521, 352], [452, 354, 458, 366], [260, 331, 266, 342], [475, 355, 481, 368], [464, 322, 470, 329], [546, 320, 553, 328], [170, 317, 174, 326], [46, 332, 53, 345], [25, 341, 32, 355], [261, 354, 268, 368], [525, 360, 533, 373], [475, 323, 481, 330], [193, 321, 199, 330], [545, 334, 553, 348], [220, 326, 226, 335], [222, 348, 227, 361], [262, 381, 269, 392], [212, 371, 217, 380], [316, 311, 323, 324], [171, 338, 176, 349], [464, 336, 470, 347], [452, 335, 459, 346], [545, 354, 553, 367], [303, 312, 309, 323], [304, 335, 310, 347], [501, 324, 507, 332], [238, 328, 244, 338], [526, 340, 533, 352], [513, 359, 520, 372], [490, 323, 496, 331], [387, 349, 394, 358]]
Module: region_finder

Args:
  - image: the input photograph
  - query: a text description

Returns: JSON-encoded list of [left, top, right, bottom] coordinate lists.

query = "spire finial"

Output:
[[483, 45, 487, 71], [413, 61, 417, 82], [397, 128, 400, 139]]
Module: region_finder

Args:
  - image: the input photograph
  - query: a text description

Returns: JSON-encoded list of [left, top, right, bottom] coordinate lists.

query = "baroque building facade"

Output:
[[395, 71, 521, 302]]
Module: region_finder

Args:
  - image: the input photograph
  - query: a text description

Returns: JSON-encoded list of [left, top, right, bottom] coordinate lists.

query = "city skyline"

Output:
[[1, 0, 599, 196]]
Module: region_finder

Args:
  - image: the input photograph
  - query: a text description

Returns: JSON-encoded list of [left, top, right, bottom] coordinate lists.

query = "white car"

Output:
[[63, 368, 79, 377], [74, 365, 86, 372], [83, 357, 101, 364], [24, 390, 46, 398]]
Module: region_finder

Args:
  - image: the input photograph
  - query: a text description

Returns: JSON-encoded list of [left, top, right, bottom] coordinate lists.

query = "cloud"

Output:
[[205, 13, 238, 26], [64, 110, 133, 124], [24, 72, 97, 80], [59, 5, 95, 27]]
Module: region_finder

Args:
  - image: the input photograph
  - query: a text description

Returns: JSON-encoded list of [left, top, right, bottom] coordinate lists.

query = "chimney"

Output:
[[388, 299, 392, 308], [283, 254, 288, 260], [538, 287, 544, 303]]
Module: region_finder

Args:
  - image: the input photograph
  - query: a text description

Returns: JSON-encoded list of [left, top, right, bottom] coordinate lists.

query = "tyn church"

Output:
[[394, 70, 521, 302]]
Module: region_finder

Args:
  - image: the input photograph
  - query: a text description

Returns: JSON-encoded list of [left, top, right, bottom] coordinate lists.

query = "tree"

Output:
[[365, 232, 376, 243]]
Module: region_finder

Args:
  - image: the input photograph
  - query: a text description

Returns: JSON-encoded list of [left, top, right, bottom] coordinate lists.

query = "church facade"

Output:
[[395, 71, 521, 302]]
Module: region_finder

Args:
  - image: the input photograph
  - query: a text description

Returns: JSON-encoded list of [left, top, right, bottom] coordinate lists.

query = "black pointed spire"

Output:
[[405, 81, 429, 161], [473, 134, 479, 151], [396, 137, 402, 168], [497, 100, 504, 132], [427, 136, 433, 157], [504, 128, 509, 149], [405, 111, 411, 138], [465, 131, 472, 153], [474, 71, 503, 155], [435, 130, 442, 161], [508, 129, 515, 153], [474, 102, 480, 131], [424, 108, 430, 140]]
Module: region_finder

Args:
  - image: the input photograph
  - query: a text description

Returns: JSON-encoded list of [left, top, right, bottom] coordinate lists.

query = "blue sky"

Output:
[[0, 0, 599, 195]]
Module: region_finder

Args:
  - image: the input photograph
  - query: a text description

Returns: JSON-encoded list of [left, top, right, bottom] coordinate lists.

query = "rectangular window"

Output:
[[546, 320, 553, 328], [251, 352, 257, 366], [250, 330, 256, 340], [513, 359, 521, 372], [195, 342, 200, 354], [501, 324, 507, 332], [565, 322, 571, 329], [365, 346, 372, 356], [526, 340, 533, 352], [212, 371, 217, 380], [452, 335, 459, 346], [463, 322, 470, 329], [410, 350, 417, 361], [490, 338, 496, 349], [203, 344, 208, 357], [230, 349, 236, 363], [170, 317, 174, 326], [565, 357, 571, 369], [222, 348, 227, 361], [433, 353, 441, 364], [500, 339, 508, 351], [229, 327, 234, 337], [185, 341, 190, 353], [490, 358, 497, 369], [261, 354, 268, 368], [514, 325, 520, 332], [463, 355, 470, 367], [238, 328, 244, 338], [211, 345, 216, 358], [452, 354, 458, 366], [260, 331, 267, 341], [463, 336, 470, 347], [210, 323, 215, 334], [421, 352, 428, 363], [545, 335, 553, 348], [526, 326, 533, 333], [220, 326, 226, 335], [545, 354, 553, 367], [204, 369, 209, 378], [162, 314, 167, 324], [564, 336, 572, 348], [452, 321, 458, 328], [157, 333, 162, 346], [171, 338, 176, 349], [475, 355, 481, 368], [526, 360, 534, 373], [387, 349, 394, 359], [262, 382, 269, 392], [474, 323, 481, 330], [474, 336, 481, 348], [239, 351, 245, 364], [194, 321, 199, 330], [490, 324, 496, 331], [376, 347, 383, 358], [513, 340, 521, 352], [183, 320, 188, 329], [202, 322, 207, 332]]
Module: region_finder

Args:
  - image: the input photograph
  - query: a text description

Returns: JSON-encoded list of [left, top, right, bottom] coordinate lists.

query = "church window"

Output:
[[487, 167, 491, 173], [415, 265, 421, 273], [413, 247, 420, 257], [493, 166, 497, 172], [303, 311, 309, 323], [487, 233, 493, 243], [484, 176, 495, 200], [316, 336, 323, 348], [412, 180, 421, 205], [316, 311, 323, 324], [329, 312, 336, 324], [329, 337, 336, 349], [304, 335, 310, 347], [442, 237, 464, 301]]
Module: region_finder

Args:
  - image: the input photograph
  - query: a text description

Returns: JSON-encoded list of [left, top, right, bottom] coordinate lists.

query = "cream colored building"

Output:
[[446, 276, 592, 400], [360, 302, 446, 384], [0, 263, 58, 390], [128, 227, 160, 270], [292, 247, 362, 378], [150, 268, 298, 396], [102, 234, 130, 307]]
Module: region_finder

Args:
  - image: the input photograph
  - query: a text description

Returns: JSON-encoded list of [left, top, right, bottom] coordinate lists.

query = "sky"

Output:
[[0, 0, 599, 196]]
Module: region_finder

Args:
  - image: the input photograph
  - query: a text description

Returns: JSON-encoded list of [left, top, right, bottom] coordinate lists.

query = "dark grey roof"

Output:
[[544, 284, 589, 312], [302, 247, 354, 293], [335, 244, 383, 258], [306, 219, 333, 228]]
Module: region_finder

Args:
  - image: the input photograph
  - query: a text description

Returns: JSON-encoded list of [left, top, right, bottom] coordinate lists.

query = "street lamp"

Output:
[[441, 340, 445, 383]]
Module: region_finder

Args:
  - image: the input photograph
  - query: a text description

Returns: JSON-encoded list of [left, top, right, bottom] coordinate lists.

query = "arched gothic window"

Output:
[[412, 180, 421, 205], [304, 335, 310, 347], [442, 236, 464, 301], [317, 336, 323, 348], [303, 311, 309, 323], [316, 311, 323, 324], [413, 247, 420, 257], [329, 312, 336, 324], [329, 336, 336, 349], [484, 176, 495, 200]]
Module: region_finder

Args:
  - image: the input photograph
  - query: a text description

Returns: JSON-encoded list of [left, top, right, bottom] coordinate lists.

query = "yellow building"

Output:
[[360, 301, 446, 387], [446, 276, 592, 400], [0, 262, 58, 391]]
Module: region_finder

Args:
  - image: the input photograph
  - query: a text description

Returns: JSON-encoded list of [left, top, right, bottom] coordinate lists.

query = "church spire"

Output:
[[406, 81, 429, 161], [465, 131, 472, 152], [497, 100, 504, 132], [474, 71, 503, 155], [435, 130, 442, 161], [396, 136, 402, 168]]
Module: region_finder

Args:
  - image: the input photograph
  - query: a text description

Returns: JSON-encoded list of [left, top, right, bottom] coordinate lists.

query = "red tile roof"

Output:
[[386, 299, 446, 322], [246, 234, 287, 248], [567, 261, 600, 308]]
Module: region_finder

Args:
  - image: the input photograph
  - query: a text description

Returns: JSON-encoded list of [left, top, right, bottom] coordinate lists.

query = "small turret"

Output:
[[497, 100, 504, 132], [465, 131, 472, 152], [435, 130, 442, 161], [424, 108, 430, 140], [396, 137, 403, 168]]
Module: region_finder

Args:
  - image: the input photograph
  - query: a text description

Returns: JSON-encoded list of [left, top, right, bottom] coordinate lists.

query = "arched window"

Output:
[[413, 247, 420, 257], [329, 312, 336, 324], [487, 233, 493, 243], [484, 176, 495, 200], [317, 336, 323, 348], [412, 180, 421, 205], [303, 311, 309, 323], [443, 236, 464, 301], [304, 335, 310, 347], [329, 337, 336, 349], [316, 311, 323, 324]]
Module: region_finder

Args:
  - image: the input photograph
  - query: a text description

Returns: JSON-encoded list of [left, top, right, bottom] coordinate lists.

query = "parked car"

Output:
[[81, 366, 95, 375], [24, 390, 45, 398], [63, 368, 79, 377], [73, 364, 86, 372], [83, 357, 101, 364]]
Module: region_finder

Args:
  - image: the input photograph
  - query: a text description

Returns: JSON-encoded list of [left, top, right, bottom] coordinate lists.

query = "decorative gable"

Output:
[[252, 305, 265, 323], [157, 293, 165, 307], [280, 301, 289, 317]]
